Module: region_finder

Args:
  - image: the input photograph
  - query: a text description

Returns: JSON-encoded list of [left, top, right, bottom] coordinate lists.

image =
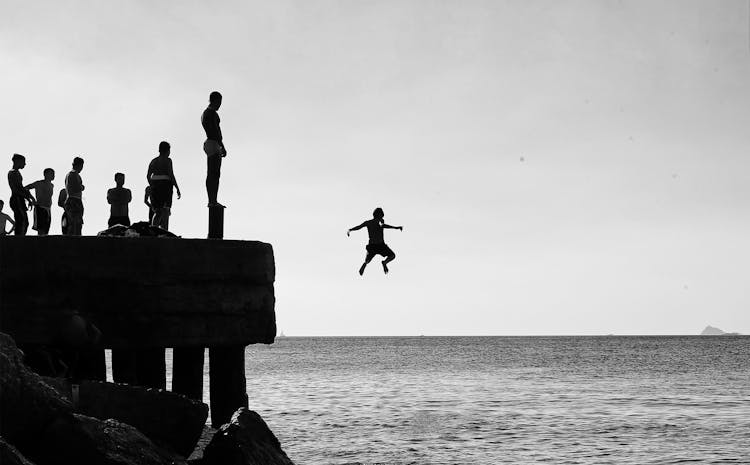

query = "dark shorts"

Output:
[[207, 153, 222, 177], [366, 243, 394, 257], [108, 216, 131, 227], [33, 207, 51, 234], [10, 195, 28, 234], [150, 180, 173, 209], [64, 197, 84, 222]]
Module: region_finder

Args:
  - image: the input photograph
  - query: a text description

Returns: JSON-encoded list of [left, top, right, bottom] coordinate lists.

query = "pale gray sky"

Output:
[[2, 0, 749, 335]]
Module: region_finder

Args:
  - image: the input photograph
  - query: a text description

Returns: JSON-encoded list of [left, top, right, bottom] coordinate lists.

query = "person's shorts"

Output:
[[366, 243, 394, 257], [33, 206, 51, 233], [64, 197, 84, 223], [108, 216, 131, 227], [150, 180, 173, 209], [9, 195, 27, 223], [203, 139, 223, 157]]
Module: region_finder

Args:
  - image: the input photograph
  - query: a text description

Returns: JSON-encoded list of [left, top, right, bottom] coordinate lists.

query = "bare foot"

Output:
[[359, 263, 366, 276], [382, 261, 389, 274]]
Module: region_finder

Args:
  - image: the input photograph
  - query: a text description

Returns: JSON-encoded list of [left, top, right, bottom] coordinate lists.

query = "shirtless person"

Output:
[[347, 207, 404, 275], [25, 168, 55, 235], [201, 91, 226, 208], [147, 141, 181, 230], [7, 154, 35, 236], [64, 157, 85, 236], [106, 172, 132, 227]]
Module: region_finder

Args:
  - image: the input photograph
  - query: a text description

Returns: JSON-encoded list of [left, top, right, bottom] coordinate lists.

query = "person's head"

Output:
[[114, 172, 125, 187], [43, 168, 55, 181], [159, 141, 171, 156], [209, 91, 222, 110], [72, 157, 84, 172], [11, 153, 25, 169], [373, 207, 384, 222]]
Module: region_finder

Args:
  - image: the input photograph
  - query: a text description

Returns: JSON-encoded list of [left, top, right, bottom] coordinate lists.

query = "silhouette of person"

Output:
[[7, 154, 35, 236], [347, 207, 403, 275], [57, 188, 69, 235], [25, 168, 55, 235], [202, 91, 226, 208], [107, 172, 132, 227], [64, 157, 85, 236], [147, 141, 181, 230], [0, 200, 16, 235], [144, 185, 154, 224]]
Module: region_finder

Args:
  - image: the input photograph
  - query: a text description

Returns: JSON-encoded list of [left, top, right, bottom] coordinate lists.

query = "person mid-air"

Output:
[[347, 207, 403, 276]]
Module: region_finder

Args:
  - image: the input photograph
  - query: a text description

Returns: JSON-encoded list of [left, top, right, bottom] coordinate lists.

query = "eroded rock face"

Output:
[[43, 377, 208, 456], [0, 437, 36, 465], [40, 414, 186, 465], [199, 408, 295, 465], [0, 332, 185, 465], [0, 332, 73, 447]]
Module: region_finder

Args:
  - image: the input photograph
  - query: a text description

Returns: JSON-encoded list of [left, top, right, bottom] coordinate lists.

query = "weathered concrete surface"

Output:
[[43, 377, 208, 456], [0, 236, 276, 348], [198, 408, 295, 465]]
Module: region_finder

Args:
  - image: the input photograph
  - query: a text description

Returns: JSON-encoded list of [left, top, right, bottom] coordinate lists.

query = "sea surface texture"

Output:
[[191, 336, 750, 464]]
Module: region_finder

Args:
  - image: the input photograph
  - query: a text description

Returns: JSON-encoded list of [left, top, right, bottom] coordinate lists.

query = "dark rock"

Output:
[[43, 377, 208, 456], [40, 414, 186, 465], [0, 437, 36, 465], [97, 221, 178, 238], [199, 408, 294, 465], [0, 332, 72, 447]]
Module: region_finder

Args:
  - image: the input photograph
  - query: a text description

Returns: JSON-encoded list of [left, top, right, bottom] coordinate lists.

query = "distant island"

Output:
[[700, 325, 741, 336]]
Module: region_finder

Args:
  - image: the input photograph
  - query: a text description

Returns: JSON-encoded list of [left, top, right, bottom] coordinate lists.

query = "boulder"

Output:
[[0, 437, 36, 465], [199, 408, 294, 465], [40, 414, 186, 465], [0, 332, 72, 447], [43, 377, 208, 456]]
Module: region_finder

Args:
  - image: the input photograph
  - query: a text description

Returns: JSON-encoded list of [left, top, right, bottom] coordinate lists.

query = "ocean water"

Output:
[[170, 336, 749, 464]]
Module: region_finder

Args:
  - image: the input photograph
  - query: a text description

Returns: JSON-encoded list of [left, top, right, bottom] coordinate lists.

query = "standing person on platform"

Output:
[[106, 172, 132, 227], [57, 188, 68, 235], [0, 200, 16, 235], [7, 154, 35, 236], [25, 168, 55, 235], [147, 141, 181, 230], [64, 157, 85, 236], [201, 91, 226, 208], [144, 185, 154, 224]]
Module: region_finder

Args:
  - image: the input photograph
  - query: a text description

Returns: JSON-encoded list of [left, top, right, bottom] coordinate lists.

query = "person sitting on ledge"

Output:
[[107, 172, 132, 227], [0, 200, 16, 235], [347, 207, 403, 275], [147, 141, 181, 230], [64, 157, 85, 236], [25, 167, 55, 236]]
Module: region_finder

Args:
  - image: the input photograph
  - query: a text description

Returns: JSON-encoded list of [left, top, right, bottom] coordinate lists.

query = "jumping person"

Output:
[[0, 200, 16, 235], [25, 168, 55, 235], [347, 207, 403, 275], [106, 172, 132, 227], [147, 141, 181, 230], [201, 91, 226, 208], [7, 154, 35, 236], [64, 157, 85, 236]]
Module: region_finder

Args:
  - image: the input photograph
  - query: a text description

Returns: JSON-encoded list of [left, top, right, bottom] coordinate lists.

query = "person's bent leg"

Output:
[[360, 253, 375, 276], [382, 252, 395, 274]]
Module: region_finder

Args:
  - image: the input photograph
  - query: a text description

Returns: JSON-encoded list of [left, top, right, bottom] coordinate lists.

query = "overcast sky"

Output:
[[2, 0, 749, 335]]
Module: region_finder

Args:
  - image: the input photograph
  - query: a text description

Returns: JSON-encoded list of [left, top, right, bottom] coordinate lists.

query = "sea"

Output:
[[152, 336, 750, 464]]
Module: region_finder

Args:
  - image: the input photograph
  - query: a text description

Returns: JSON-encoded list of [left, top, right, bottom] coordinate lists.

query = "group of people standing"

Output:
[[0, 91, 227, 236]]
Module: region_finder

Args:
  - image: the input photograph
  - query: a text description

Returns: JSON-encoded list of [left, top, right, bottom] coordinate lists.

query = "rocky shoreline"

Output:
[[0, 332, 294, 465]]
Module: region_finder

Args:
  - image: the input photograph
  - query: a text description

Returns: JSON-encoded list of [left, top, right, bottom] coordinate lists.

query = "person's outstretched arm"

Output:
[[383, 223, 403, 231], [347, 221, 367, 237]]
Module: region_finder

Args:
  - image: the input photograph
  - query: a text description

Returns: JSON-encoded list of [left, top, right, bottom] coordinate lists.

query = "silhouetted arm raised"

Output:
[[347, 221, 367, 237]]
